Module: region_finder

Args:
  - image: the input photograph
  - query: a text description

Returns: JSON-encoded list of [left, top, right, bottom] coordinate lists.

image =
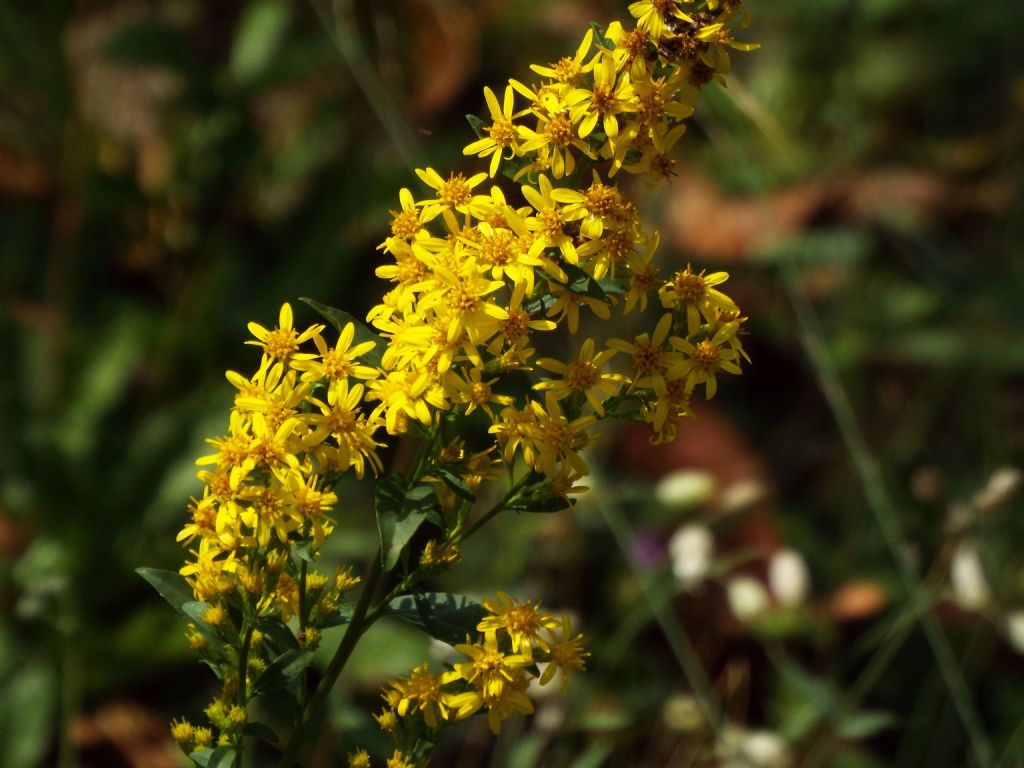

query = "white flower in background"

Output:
[[661, 693, 704, 733], [950, 541, 990, 611], [719, 479, 769, 514], [728, 576, 769, 622], [668, 524, 714, 587], [655, 470, 716, 510], [973, 466, 1021, 512], [716, 724, 792, 768], [1005, 611, 1024, 655], [768, 549, 811, 608]]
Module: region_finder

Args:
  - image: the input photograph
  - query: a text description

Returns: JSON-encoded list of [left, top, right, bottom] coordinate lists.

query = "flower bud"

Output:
[[1005, 611, 1024, 655], [668, 524, 714, 587], [655, 470, 716, 510], [768, 549, 810, 608], [950, 541, 990, 611], [727, 576, 769, 622]]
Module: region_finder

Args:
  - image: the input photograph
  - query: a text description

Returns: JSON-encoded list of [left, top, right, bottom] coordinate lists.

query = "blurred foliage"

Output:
[[1, 0, 1022, 766]]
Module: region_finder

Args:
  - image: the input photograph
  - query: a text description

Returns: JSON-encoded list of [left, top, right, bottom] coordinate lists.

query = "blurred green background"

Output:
[[1, 0, 1022, 766]]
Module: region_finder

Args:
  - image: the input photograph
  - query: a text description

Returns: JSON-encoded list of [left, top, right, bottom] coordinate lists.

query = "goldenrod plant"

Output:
[[138, 1, 757, 765]]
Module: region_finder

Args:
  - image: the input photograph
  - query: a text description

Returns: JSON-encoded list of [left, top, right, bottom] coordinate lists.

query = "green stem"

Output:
[[297, 557, 309, 713], [458, 472, 532, 542], [782, 259, 994, 767], [277, 552, 384, 768], [597, 494, 723, 731], [238, 626, 254, 708], [58, 631, 80, 768]]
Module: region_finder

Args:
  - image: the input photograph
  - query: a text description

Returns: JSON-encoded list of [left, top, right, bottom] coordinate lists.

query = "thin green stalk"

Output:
[[309, 0, 418, 169], [238, 625, 254, 708], [297, 557, 309, 712], [458, 471, 532, 542], [596, 494, 722, 731], [277, 552, 384, 768], [804, 566, 948, 767], [58, 632, 80, 768], [781, 259, 994, 767]]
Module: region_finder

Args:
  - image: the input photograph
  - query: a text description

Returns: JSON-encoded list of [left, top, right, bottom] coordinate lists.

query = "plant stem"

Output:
[[596, 493, 723, 731], [297, 557, 309, 713], [459, 472, 532, 542], [277, 551, 384, 768], [782, 259, 995, 767]]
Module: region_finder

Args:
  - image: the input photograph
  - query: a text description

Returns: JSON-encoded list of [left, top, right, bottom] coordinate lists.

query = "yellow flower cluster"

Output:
[[171, 0, 754, 759], [369, 593, 588, 765]]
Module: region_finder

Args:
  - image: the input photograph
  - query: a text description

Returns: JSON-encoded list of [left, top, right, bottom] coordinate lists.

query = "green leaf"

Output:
[[435, 468, 475, 502], [182, 601, 230, 649], [376, 476, 438, 570], [466, 113, 486, 139], [385, 592, 487, 646], [253, 649, 315, 696], [318, 602, 355, 629], [242, 721, 279, 745], [558, 262, 609, 302], [0, 661, 57, 768], [230, 0, 292, 84], [588, 21, 614, 50], [256, 617, 299, 651], [299, 297, 384, 367], [137, 567, 193, 619], [189, 746, 237, 768], [506, 472, 571, 513], [836, 710, 899, 739], [507, 494, 570, 514]]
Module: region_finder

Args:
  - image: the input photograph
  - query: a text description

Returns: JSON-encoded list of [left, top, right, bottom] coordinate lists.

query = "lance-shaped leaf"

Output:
[[253, 648, 315, 697], [558, 262, 609, 302], [137, 567, 194, 619], [376, 475, 438, 570], [255, 617, 300, 652], [385, 592, 488, 646], [434, 467, 475, 502], [189, 747, 237, 768], [242, 721, 280, 745], [299, 296, 384, 367]]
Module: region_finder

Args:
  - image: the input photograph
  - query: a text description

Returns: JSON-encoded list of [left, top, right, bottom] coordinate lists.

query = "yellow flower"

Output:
[[516, 87, 595, 178], [385, 750, 415, 768], [545, 280, 612, 335], [538, 614, 589, 696], [417, 249, 507, 345], [529, 27, 594, 86], [628, 0, 694, 42], [389, 663, 448, 728], [659, 263, 737, 335], [478, 591, 560, 660], [443, 367, 513, 420], [463, 222, 544, 293], [567, 51, 636, 139], [534, 338, 623, 416], [443, 631, 534, 733], [666, 321, 744, 399], [525, 393, 598, 477], [608, 312, 674, 390], [623, 230, 661, 314], [304, 380, 384, 478], [170, 718, 194, 747], [486, 281, 556, 359], [386, 187, 422, 243], [463, 85, 521, 177], [366, 369, 448, 435], [415, 167, 488, 222], [246, 302, 322, 363], [347, 748, 371, 768], [291, 323, 379, 384]]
